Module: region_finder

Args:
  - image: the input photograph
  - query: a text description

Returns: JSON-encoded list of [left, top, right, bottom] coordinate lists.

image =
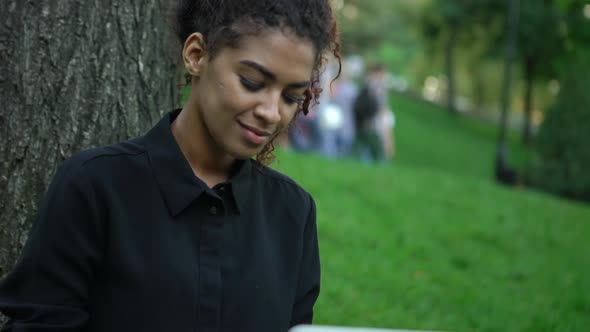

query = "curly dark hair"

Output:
[[175, 0, 341, 165]]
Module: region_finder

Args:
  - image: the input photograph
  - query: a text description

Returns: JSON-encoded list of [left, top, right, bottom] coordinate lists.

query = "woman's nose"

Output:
[[253, 91, 281, 124]]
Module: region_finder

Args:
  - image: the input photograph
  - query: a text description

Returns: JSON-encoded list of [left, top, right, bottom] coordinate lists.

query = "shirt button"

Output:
[[209, 206, 218, 215]]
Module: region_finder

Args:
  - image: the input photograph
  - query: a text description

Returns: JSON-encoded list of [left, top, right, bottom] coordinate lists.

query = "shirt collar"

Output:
[[143, 110, 252, 216], [228, 158, 253, 214]]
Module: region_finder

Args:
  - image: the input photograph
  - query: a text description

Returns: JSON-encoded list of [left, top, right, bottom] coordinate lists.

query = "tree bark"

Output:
[[522, 56, 535, 146], [0, 0, 180, 283]]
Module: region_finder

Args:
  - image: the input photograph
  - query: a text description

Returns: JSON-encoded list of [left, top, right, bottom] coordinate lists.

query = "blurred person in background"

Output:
[[316, 100, 345, 158], [353, 64, 392, 162], [377, 101, 395, 161], [290, 61, 347, 159], [315, 63, 345, 158], [330, 63, 358, 157]]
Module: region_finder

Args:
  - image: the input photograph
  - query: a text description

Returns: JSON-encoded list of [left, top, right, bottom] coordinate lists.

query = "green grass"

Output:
[[273, 94, 590, 331], [388, 94, 528, 179]]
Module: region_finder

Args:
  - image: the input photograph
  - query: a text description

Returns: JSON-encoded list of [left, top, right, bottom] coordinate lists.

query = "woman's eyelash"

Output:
[[283, 94, 304, 105], [239, 76, 263, 91], [240, 75, 304, 105]]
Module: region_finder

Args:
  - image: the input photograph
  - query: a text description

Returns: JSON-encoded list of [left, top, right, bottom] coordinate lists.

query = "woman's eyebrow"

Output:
[[240, 60, 275, 80], [239, 60, 310, 88]]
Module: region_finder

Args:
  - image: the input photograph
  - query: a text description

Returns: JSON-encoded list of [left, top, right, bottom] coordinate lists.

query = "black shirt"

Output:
[[0, 110, 320, 332]]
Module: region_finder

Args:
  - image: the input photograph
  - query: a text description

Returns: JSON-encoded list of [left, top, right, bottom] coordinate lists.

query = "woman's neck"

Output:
[[171, 98, 236, 188]]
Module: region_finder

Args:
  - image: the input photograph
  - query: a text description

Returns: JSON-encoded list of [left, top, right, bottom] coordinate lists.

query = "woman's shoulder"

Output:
[[251, 163, 314, 205], [54, 137, 148, 183], [71, 137, 146, 165]]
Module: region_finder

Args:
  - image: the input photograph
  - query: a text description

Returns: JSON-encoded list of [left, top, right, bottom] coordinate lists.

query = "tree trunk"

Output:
[[496, 0, 519, 184], [445, 24, 458, 114], [0, 0, 180, 282], [522, 56, 535, 146], [471, 65, 486, 114]]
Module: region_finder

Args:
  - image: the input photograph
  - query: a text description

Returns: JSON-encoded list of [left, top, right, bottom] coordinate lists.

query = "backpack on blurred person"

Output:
[[353, 83, 379, 128]]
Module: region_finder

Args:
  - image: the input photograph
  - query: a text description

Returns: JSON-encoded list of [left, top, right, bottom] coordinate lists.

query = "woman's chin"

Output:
[[229, 145, 264, 160]]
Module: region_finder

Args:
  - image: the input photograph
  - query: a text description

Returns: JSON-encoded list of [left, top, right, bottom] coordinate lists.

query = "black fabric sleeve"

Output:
[[0, 160, 103, 331], [289, 195, 321, 327]]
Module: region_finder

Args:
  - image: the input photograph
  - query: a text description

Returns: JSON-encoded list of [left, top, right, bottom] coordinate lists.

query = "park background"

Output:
[[1, 0, 590, 331]]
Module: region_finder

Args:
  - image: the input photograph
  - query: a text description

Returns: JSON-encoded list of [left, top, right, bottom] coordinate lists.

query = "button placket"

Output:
[[197, 220, 223, 331]]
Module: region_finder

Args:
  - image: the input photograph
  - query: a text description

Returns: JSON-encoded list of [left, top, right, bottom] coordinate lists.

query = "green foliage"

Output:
[[518, 1, 562, 57], [517, 0, 569, 85], [419, 0, 503, 51], [416, 0, 590, 117], [553, 1, 590, 71], [364, 43, 416, 78], [335, 0, 416, 54], [336, 0, 590, 118], [332, 0, 434, 96], [334, 0, 427, 81], [418, 0, 508, 113], [274, 93, 590, 331], [530, 60, 590, 202]]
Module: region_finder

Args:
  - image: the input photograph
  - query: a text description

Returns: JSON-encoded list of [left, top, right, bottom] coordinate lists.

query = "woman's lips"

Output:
[[238, 122, 272, 146]]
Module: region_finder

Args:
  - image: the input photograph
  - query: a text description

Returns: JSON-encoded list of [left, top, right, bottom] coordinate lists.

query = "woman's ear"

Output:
[[182, 32, 207, 77]]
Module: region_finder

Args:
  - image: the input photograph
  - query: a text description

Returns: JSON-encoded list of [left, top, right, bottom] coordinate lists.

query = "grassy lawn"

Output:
[[273, 94, 590, 331]]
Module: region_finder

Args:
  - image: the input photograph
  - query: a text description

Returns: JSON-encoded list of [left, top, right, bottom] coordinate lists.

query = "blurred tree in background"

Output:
[[526, 0, 590, 201], [530, 57, 590, 202], [333, 0, 590, 200], [516, 1, 563, 146], [530, 0, 590, 202], [420, 0, 503, 114], [334, 0, 426, 82]]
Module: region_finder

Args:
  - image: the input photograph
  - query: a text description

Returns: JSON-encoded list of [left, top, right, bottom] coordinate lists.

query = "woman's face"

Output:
[[191, 29, 316, 159]]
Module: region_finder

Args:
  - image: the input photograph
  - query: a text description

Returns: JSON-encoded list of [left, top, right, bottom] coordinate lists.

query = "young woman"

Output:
[[0, 1, 340, 331]]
